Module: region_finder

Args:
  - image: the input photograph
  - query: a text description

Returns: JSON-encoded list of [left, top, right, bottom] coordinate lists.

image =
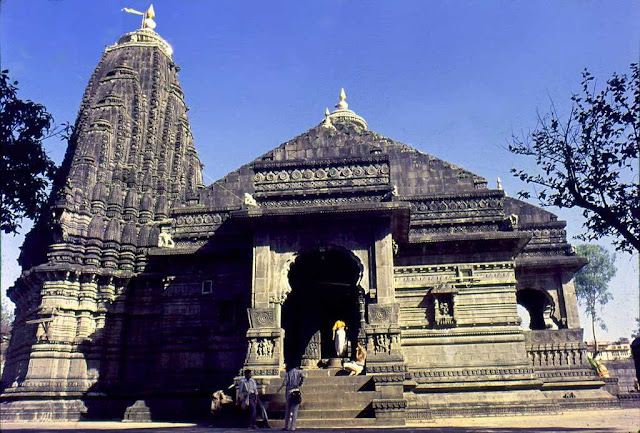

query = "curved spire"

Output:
[[325, 88, 368, 130]]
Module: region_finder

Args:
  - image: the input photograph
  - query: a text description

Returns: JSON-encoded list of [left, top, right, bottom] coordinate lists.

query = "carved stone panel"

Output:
[[252, 156, 391, 195], [247, 308, 277, 329], [368, 304, 399, 326]]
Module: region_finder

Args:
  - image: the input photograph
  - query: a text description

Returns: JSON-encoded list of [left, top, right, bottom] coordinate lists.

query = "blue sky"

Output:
[[1, 1, 638, 341]]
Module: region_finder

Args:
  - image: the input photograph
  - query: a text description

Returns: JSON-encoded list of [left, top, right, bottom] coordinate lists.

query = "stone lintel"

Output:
[[233, 202, 410, 243], [410, 230, 531, 252], [516, 256, 587, 273], [233, 201, 409, 220]]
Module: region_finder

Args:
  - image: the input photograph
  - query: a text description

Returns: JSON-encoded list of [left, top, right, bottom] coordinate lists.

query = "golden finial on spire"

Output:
[[123, 4, 157, 30], [497, 177, 503, 190], [336, 88, 349, 110]]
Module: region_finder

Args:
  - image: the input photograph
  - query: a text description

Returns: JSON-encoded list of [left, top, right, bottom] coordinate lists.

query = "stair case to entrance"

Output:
[[263, 368, 378, 428]]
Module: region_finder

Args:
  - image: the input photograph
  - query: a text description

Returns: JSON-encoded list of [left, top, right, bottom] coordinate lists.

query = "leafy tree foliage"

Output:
[[1, 295, 14, 333], [510, 64, 639, 253], [574, 244, 616, 355], [0, 70, 69, 234]]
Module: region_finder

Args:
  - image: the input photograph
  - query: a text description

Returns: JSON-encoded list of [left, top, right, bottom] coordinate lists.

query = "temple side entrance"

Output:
[[282, 248, 365, 368]]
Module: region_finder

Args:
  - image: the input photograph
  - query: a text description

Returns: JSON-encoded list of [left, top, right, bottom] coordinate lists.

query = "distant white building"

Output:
[[586, 338, 631, 360]]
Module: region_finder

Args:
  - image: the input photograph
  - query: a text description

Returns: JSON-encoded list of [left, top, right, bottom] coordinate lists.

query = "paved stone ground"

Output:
[[1, 409, 639, 433]]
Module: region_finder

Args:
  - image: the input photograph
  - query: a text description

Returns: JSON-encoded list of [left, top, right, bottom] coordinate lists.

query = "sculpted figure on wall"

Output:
[[374, 333, 390, 354], [257, 338, 274, 358], [543, 304, 559, 330], [433, 295, 455, 327], [158, 232, 175, 248]]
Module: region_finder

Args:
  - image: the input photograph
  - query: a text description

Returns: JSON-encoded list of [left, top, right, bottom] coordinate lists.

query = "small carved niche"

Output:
[[457, 267, 473, 279], [433, 294, 455, 327], [425, 284, 457, 328]]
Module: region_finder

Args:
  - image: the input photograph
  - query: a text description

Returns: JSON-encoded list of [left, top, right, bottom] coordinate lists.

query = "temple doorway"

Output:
[[282, 247, 364, 368]]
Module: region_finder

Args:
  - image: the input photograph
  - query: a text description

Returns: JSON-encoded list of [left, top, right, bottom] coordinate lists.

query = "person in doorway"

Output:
[[332, 319, 348, 357], [238, 369, 270, 429], [343, 341, 366, 376], [278, 363, 304, 431]]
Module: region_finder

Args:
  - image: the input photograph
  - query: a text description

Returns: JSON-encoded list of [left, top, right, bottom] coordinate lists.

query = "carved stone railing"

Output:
[[166, 207, 235, 248], [517, 220, 573, 257], [404, 190, 505, 238], [524, 329, 589, 368], [407, 190, 505, 222], [251, 155, 391, 208]]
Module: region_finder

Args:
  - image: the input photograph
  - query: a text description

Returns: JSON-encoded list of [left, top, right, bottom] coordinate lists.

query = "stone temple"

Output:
[[1, 22, 620, 425]]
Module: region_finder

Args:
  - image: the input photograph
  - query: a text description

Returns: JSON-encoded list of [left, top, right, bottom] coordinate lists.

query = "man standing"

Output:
[[238, 369, 270, 429], [279, 364, 304, 431]]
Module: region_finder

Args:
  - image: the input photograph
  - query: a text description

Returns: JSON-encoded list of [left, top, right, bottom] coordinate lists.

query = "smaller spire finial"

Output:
[[322, 107, 335, 129], [497, 177, 503, 190], [336, 88, 348, 110]]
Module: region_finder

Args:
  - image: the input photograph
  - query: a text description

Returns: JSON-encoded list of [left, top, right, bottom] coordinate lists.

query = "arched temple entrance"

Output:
[[282, 247, 364, 367]]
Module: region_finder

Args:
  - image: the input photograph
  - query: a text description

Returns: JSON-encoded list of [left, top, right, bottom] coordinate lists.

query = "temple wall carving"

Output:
[[394, 261, 530, 368]]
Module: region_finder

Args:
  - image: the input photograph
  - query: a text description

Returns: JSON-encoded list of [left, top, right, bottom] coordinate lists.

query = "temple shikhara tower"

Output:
[[1, 10, 619, 425]]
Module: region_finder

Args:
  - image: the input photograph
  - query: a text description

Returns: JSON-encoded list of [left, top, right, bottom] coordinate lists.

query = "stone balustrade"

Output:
[[524, 329, 589, 368]]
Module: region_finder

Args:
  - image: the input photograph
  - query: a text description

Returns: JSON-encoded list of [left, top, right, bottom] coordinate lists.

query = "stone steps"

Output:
[[270, 408, 369, 419], [262, 369, 377, 423], [268, 418, 379, 428], [266, 392, 375, 410]]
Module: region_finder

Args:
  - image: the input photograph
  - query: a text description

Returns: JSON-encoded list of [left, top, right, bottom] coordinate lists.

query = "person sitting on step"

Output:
[[343, 341, 366, 376]]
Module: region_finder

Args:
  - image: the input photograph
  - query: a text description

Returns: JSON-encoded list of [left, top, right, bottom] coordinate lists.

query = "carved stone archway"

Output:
[[281, 245, 366, 367], [276, 244, 367, 307]]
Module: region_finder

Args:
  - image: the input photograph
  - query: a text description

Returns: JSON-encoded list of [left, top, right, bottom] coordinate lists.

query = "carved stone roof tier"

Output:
[[504, 197, 576, 261]]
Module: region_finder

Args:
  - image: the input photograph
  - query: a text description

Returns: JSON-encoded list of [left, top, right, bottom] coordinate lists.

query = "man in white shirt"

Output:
[[238, 369, 270, 429]]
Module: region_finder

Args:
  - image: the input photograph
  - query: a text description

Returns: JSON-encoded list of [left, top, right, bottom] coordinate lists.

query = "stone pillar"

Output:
[[374, 222, 395, 303], [560, 272, 581, 329], [252, 232, 271, 309], [365, 303, 407, 425], [246, 231, 283, 379], [244, 308, 282, 377]]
